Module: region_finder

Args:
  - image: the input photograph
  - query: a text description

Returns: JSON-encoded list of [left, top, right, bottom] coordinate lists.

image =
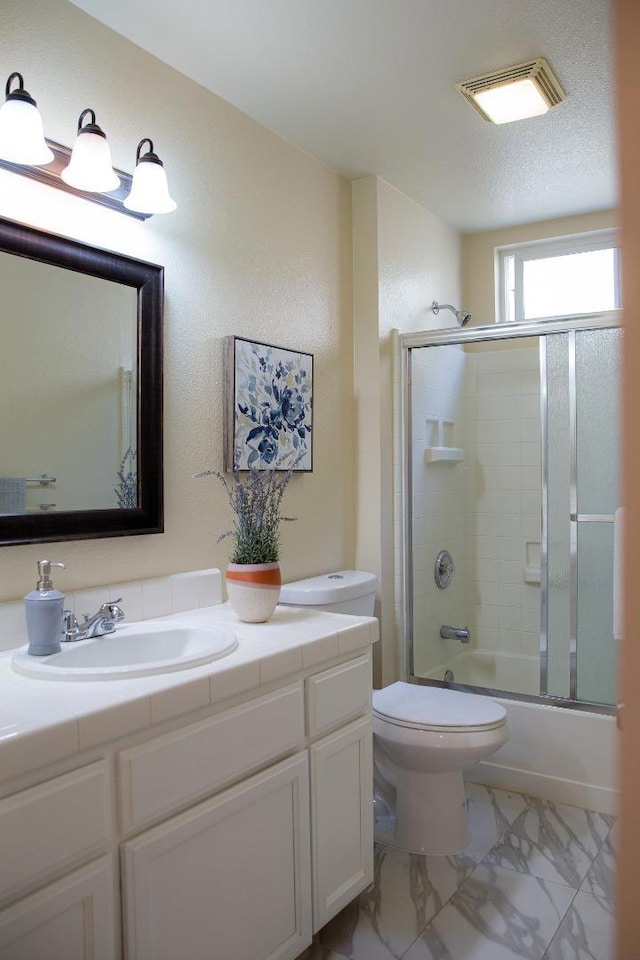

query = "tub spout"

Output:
[[440, 625, 470, 643]]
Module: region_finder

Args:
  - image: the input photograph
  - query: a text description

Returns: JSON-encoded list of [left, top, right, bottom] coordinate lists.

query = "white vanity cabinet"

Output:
[[0, 639, 374, 960], [0, 762, 115, 960], [305, 655, 373, 930], [0, 859, 116, 960], [122, 753, 312, 960], [310, 716, 373, 929]]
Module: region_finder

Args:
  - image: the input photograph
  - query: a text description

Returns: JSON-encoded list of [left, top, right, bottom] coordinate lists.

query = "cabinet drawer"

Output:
[[0, 857, 115, 960], [306, 654, 371, 739], [0, 762, 109, 905], [118, 682, 305, 832]]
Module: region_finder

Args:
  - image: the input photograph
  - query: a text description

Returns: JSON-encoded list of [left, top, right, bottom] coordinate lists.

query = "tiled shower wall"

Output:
[[466, 342, 541, 667], [411, 340, 541, 679], [411, 344, 470, 676]]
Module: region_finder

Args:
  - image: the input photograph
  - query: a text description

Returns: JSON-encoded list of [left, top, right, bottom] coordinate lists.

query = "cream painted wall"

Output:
[[0, 0, 354, 601], [463, 209, 618, 326], [352, 176, 462, 685]]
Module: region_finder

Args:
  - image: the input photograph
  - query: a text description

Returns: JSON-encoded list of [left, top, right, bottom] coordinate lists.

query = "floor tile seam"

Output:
[[394, 862, 580, 960], [475, 856, 582, 891], [596, 818, 617, 852], [539, 885, 582, 960], [490, 801, 530, 840], [468, 802, 533, 866], [394, 865, 476, 960], [397, 926, 427, 960], [576, 880, 616, 908]]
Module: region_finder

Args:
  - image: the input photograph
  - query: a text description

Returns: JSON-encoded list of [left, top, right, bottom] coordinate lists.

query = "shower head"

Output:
[[432, 301, 472, 327]]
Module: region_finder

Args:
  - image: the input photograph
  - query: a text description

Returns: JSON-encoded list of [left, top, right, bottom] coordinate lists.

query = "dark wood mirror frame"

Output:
[[0, 217, 164, 546]]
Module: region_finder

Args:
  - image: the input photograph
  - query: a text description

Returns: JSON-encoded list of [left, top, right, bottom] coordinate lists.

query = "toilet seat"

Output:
[[372, 681, 506, 733]]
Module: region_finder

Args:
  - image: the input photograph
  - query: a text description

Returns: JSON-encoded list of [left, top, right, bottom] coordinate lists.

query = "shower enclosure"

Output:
[[399, 313, 621, 712]]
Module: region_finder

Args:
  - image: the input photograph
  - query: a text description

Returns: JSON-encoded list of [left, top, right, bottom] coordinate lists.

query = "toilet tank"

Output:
[[279, 570, 377, 616]]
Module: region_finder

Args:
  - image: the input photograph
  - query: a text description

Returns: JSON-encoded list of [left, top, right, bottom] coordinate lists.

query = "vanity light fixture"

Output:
[[124, 138, 177, 214], [457, 58, 566, 125], [0, 72, 53, 165], [0, 69, 178, 219], [61, 108, 120, 193]]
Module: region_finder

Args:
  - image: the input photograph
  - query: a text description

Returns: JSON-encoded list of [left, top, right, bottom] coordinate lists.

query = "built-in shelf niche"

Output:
[[424, 416, 464, 464]]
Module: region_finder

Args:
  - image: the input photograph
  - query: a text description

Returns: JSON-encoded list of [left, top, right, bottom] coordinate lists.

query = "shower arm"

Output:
[[432, 300, 472, 326]]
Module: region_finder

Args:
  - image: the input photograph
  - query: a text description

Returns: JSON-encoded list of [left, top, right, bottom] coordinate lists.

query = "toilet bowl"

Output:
[[373, 681, 508, 855]]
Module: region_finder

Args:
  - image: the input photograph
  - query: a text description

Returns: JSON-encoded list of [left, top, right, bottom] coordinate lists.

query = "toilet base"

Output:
[[375, 769, 469, 856]]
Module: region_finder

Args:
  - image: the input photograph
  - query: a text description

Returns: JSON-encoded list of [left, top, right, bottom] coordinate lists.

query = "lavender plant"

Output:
[[195, 458, 298, 564], [114, 448, 137, 509]]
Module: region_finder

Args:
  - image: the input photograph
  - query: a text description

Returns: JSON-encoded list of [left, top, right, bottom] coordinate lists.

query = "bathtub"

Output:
[[423, 649, 539, 696], [419, 650, 618, 815]]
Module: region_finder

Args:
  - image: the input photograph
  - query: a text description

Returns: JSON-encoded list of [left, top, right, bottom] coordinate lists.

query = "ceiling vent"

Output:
[[457, 58, 566, 124]]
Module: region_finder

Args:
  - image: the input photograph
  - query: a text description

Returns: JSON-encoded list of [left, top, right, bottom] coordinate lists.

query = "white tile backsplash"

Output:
[[0, 601, 27, 652], [109, 582, 144, 622], [170, 572, 201, 614], [71, 587, 108, 621], [141, 577, 173, 619]]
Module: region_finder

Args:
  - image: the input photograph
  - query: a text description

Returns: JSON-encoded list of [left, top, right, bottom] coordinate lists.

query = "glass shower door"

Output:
[[543, 328, 621, 706], [406, 321, 621, 709]]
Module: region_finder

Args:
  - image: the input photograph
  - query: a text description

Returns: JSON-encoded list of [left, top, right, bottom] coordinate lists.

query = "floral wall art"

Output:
[[224, 336, 313, 471]]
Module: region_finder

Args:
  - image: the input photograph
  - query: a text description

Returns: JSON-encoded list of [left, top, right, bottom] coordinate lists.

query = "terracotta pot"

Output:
[[225, 561, 281, 623]]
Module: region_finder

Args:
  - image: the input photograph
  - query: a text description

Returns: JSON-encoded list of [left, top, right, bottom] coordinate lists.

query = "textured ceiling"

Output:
[[69, 0, 617, 232]]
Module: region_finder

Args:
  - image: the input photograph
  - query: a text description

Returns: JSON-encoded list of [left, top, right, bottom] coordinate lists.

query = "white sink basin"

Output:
[[11, 621, 238, 681]]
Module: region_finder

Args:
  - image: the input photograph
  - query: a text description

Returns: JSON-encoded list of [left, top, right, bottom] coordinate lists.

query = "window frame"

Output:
[[496, 228, 621, 324]]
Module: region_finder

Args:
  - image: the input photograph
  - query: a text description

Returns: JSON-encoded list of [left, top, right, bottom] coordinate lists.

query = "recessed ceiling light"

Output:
[[457, 58, 566, 125]]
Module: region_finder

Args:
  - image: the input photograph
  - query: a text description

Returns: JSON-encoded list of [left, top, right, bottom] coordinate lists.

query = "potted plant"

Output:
[[195, 459, 297, 622]]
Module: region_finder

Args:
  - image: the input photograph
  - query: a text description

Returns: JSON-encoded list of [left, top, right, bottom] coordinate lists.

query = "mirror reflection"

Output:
[[0, 254, 138, 515]]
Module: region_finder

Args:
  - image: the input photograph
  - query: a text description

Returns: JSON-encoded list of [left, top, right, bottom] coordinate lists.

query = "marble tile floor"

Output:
[[298, 783, 616, 960]]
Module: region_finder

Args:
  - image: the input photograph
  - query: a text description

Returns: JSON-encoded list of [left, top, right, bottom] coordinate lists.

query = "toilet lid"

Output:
[[372, 681, 507, 732]]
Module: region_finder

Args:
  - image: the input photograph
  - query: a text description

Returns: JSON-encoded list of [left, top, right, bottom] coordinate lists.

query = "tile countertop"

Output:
[[0, 603, 378, 785]]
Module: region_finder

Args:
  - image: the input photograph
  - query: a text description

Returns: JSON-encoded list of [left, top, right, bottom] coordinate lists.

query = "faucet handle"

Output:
[[101, 598, 125, 623], [61, 609, 80, 642]]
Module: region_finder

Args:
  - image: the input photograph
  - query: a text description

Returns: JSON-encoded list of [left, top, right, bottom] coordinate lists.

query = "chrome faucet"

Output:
[[62, 599, 125, 642], [440, 625, 470, 643]]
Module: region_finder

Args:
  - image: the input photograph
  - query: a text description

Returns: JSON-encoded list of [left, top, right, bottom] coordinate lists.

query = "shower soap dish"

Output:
[[424, 446, 464, 463], [424, 416, 464, 463]]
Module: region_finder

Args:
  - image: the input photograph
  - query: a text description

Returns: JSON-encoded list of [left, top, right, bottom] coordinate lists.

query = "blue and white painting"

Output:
[[226, 337, 313, 471]]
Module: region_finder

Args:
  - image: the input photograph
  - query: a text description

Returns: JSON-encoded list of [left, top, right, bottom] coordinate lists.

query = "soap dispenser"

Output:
[[25, 560, 65, 656]]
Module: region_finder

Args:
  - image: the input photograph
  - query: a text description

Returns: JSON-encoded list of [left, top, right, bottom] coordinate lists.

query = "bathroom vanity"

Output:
[[0, 601, 377, 960]]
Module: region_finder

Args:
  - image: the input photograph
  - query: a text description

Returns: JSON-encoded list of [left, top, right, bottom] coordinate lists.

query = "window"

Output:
[[498, 230, 621, 323]]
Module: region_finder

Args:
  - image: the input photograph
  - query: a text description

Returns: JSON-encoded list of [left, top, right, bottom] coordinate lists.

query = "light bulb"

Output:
[[124, 138, 176, 214], [61, 108, 119, 193], [0, 72, 53, 165]]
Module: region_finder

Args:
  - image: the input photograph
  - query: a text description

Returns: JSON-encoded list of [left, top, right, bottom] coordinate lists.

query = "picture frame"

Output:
[[224, 336, 313, 471]]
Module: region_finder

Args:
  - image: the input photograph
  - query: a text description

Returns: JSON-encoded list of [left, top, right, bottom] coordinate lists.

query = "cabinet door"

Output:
[[0, 858, 115, 960], [122, 752, 312, 960], [310, 716, 373, 931]]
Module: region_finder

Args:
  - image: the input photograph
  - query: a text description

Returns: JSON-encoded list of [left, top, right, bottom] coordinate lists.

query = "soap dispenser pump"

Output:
[[25, 560, 65, 656]]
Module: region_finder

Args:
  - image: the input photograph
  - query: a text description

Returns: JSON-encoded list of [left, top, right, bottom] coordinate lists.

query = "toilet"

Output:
[[279, 573, 507, 857], [373, 682, 508, 856], [279, 570, 378, 616]]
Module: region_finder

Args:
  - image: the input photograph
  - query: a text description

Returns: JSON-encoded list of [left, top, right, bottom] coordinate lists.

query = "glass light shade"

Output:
[[61, 129, 120, 193], [0, 94, 53, 165], [473, 78, 550, 124], [124, 157, 177, 214]]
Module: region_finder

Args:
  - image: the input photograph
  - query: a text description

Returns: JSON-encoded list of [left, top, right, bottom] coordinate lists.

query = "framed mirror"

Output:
[[0, 217, 163, 545]]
